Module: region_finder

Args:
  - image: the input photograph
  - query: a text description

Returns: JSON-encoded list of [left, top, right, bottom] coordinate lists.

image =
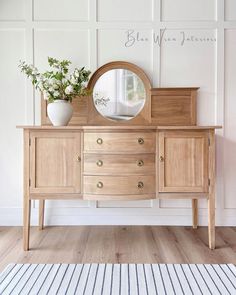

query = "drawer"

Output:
[[84, 154, 155, 175], [83, 175, 155, 195], [84, 132, 155, 153]]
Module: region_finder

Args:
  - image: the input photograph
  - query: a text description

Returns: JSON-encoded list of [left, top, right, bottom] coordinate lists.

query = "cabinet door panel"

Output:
[[159, 131, 208, 192], [30, 132, 81, 194]]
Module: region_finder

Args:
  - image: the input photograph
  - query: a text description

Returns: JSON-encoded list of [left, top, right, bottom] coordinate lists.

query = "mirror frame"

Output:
[[87, 61, 152, 125]]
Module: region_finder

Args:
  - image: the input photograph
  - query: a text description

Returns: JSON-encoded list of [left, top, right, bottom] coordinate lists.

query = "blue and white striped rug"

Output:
[[0, 263, 236, 294]]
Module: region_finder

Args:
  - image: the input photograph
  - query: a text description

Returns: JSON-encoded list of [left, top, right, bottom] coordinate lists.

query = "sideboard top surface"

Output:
[[17, 125, 222, 130]]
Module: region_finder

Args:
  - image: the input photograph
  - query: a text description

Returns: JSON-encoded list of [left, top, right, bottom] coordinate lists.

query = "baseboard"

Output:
[[0, 207, 235, 226]]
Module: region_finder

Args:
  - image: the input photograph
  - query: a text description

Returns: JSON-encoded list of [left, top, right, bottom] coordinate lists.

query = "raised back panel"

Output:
[[41, 62, 199, 126], [151, 88, 198, 125]]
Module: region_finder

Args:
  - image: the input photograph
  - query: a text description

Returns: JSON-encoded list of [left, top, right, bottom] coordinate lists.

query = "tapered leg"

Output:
[[192, 199, 198, 229], [39, 199, 45, 230], [208, 195, 215, 249], [23, 198, 31, 251]]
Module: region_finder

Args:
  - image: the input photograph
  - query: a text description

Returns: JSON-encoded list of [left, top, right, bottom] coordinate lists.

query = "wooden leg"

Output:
[[192, 199, 198, 229], [39, 199, 45, 230], [39, 200, 45, 230], [23, 198, 31, 251], [208, 194, 215, 250]]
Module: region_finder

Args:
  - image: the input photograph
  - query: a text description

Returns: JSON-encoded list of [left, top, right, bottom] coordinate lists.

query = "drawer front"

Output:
[[84, 175, 155, 195], [84, 154, 156, 175], [84, 132, 155, 153]]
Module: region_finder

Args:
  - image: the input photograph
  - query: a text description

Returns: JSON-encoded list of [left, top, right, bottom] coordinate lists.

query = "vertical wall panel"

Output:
[[160, 29, 216, 125], [97, 0, 153, 22], [34, 29, 90, 68], [161, 0, 216, 21], [225, 0, 236, 21], [0, 0, 25, 20], [224, 30, 236, 209], [0, 29, 26, 207], [33, 0, 89, 21]]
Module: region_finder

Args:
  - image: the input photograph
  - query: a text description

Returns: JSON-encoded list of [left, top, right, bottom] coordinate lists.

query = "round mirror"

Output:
[[93, 69, 146, 121]]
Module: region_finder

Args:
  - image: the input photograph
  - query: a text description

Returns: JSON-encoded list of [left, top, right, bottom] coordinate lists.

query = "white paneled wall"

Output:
[[225, 0, 236, 21], [161, 0, 216, 21], [0, 0, 235, 226], [98, 29, 153, 77], [160, 29, 216, 125], [33, 0, 89, 21], [97, 0, 153, 22], [224, 29, 236, 209]]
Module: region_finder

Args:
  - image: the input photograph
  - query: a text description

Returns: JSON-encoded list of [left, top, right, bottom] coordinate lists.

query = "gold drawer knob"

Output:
[[97, 181, 103, 188], [159, 156, 164, 162], [138, 138, 144, 145], [137, 160, 144, 167], [97, 138, 103, 145], [96, 160, 103, 167], [77, 156, 81, 162], [137, 181, 144, 189]]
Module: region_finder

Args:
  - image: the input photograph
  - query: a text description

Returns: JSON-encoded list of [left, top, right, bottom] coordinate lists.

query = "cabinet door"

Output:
[[159, 131, 209, 192], [30, 131, 81, 194]]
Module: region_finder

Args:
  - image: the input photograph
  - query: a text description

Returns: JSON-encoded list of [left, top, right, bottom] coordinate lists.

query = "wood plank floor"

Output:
[[0, 226, 236, 272]]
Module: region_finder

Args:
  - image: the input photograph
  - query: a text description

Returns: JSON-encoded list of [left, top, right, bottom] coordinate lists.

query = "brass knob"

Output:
[[97, 181, 103, 188], [138, 181, 144, 189], [160, 156, 164, 162], [97, 138, 103, 145], [137, 160, 144, 167], [77, 156, 81, 162], [138, 138, 144, 145], [96, 160, 103, 167]]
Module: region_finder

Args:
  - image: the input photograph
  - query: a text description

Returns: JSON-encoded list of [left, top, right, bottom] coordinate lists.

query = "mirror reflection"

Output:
[[93, 69, 146, 121]]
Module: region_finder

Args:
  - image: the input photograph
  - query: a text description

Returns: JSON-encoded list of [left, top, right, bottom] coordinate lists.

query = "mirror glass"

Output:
[[93, 69, 146, 121]]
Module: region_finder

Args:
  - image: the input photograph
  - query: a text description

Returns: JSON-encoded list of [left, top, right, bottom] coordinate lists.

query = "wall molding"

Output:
[[0, 0, 236, 226]]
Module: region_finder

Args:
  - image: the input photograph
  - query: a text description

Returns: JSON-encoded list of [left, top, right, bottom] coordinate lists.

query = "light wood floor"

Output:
[[0, 226, 236, 272]]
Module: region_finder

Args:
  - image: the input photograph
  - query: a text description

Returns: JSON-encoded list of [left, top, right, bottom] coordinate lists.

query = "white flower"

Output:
[[53, 90, 60, 97], [70, 76, 77, 85], [53, 83, 59, 89], [65, 85, 73, 95], [48, 78, 54, 85], [49, 87, 54, 92], [74, 70, 79, 78], [32, 67, 38, 75]]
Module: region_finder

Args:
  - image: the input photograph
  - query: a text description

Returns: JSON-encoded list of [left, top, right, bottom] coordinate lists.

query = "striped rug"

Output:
[[0, 264, 236, 294]]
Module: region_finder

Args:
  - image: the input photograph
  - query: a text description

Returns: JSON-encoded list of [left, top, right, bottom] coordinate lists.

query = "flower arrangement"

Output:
[[19, 57, 91, 102]]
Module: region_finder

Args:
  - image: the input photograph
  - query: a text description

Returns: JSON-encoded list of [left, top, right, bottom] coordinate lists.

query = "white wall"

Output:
[[0, 0, 235, 226]]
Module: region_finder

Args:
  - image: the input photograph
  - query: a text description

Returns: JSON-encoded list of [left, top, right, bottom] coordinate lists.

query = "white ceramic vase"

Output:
[[47, 100, 73, 126]]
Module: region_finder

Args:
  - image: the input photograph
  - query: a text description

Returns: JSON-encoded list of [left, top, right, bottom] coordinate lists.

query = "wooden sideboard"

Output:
[[19, 60, 221, 251], [19, 125, 219, 250]]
